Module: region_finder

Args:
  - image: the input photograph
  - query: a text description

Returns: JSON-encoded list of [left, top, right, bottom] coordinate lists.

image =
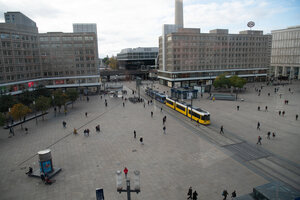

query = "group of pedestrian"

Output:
[[257, 106, 268, 112], [40, 172, 53, 185], [222, 189, 236, 200], [267, 131, 276, 139], [84, 129, 90, 136], [133, 130, 143, 145], [187, 186, 198, 200], [278, 110, 285, 116]]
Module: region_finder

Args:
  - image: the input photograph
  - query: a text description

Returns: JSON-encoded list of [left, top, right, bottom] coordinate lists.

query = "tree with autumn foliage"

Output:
[[108, 56, 119, 70], [9, 103, 31, 128]]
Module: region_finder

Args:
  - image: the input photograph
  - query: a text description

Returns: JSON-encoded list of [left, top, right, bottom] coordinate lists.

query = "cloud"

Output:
[[0, 0, 299, 57]]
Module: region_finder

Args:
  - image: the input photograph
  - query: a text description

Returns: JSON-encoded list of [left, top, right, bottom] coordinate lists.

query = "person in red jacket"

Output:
[[124, 167, 128, 179]]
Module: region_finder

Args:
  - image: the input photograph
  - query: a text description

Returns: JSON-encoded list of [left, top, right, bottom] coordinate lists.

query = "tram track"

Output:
[[128, 83, 300, 191]]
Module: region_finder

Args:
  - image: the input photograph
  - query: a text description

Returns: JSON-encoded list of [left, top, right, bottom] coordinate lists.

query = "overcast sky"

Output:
[[1, 0, 299, 58]]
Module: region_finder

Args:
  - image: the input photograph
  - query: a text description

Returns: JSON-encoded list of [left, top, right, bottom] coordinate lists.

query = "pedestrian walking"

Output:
[[192, 191, 198, 200], [279, 111, 281, 116], [237, 105, 239, 111], [163, 126, 166, 134], [134, 130, 136, 139], [222, 190, 228, 200], [265, 106, 268, 112], [105, 99, 107, 103], [123, 167, 128, 179], [123, 102, 125, 107], [100, 95, 102, 99], [96, 125, 100, 132], [282, 111, 285, 117], [25, 127, 28, 134], [144, 103, 145, 108], [105, 102, 108, 107], [161, 107, 163, 112], [296, 114, 298, 120], [87, 96, 89, 102], [187, 186, 193, 199], [85, 112, 88, 117], [62, 121, 67, 128], [73, 128, 78, 135], [267, 131, 271, 139], [220, 125, 224, 134], [231, 190, 237, 199], [140, 137, 144, 145], [272, 132, 276, 139], [163, 118, 165, 125], [257, 136, 262, 145], [257, 122, 260, 130], [151, 111, 153, 118], [258, 106, 260, 111]]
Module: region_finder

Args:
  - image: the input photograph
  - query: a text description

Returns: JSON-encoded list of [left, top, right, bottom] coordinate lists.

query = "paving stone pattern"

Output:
[[0, 81, 299, 199]]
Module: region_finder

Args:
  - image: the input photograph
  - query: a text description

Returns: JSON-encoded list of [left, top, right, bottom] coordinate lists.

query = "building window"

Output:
[[0, 33, 10, 39]]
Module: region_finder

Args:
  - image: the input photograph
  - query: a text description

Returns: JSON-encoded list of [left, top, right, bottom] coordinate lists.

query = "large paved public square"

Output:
[[0, 80, 299, 200]]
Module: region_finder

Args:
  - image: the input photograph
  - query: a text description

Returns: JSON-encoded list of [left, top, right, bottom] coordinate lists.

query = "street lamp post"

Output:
[[33, 101, 37, 124], [209, 72, 212, 94], [190, 96, 193, 121], [52, 96, 56, 117], [116, 170, 140, 200]]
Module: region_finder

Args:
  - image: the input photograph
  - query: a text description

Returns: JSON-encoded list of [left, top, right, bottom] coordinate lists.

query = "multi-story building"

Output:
[[159, 0, 272, 87], [158, 28, 272, 87], [39, 32, 99, 86], [0, 12, 100, 94], [270, 26, 300, 80], [0, 12, 42, 92], [117, 47, 158, 70]]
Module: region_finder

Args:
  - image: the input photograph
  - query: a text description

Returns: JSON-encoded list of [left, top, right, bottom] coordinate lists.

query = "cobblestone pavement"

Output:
[[0, 80, 299, 200]]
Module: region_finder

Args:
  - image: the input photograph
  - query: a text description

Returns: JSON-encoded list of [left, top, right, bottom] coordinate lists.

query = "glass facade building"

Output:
[[270, 26, 300, 80]]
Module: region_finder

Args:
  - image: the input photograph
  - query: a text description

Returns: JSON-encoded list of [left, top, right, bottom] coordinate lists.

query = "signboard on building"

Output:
[[55, 80, 64, 84], [28, 82, 34, 88]]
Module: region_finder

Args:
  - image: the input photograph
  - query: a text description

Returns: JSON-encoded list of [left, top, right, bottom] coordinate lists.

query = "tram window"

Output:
[[176, 104, 185, 111], [203, 115, 210, 120], [193, 112, 200, 119], [166, 99, 173, 105]]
